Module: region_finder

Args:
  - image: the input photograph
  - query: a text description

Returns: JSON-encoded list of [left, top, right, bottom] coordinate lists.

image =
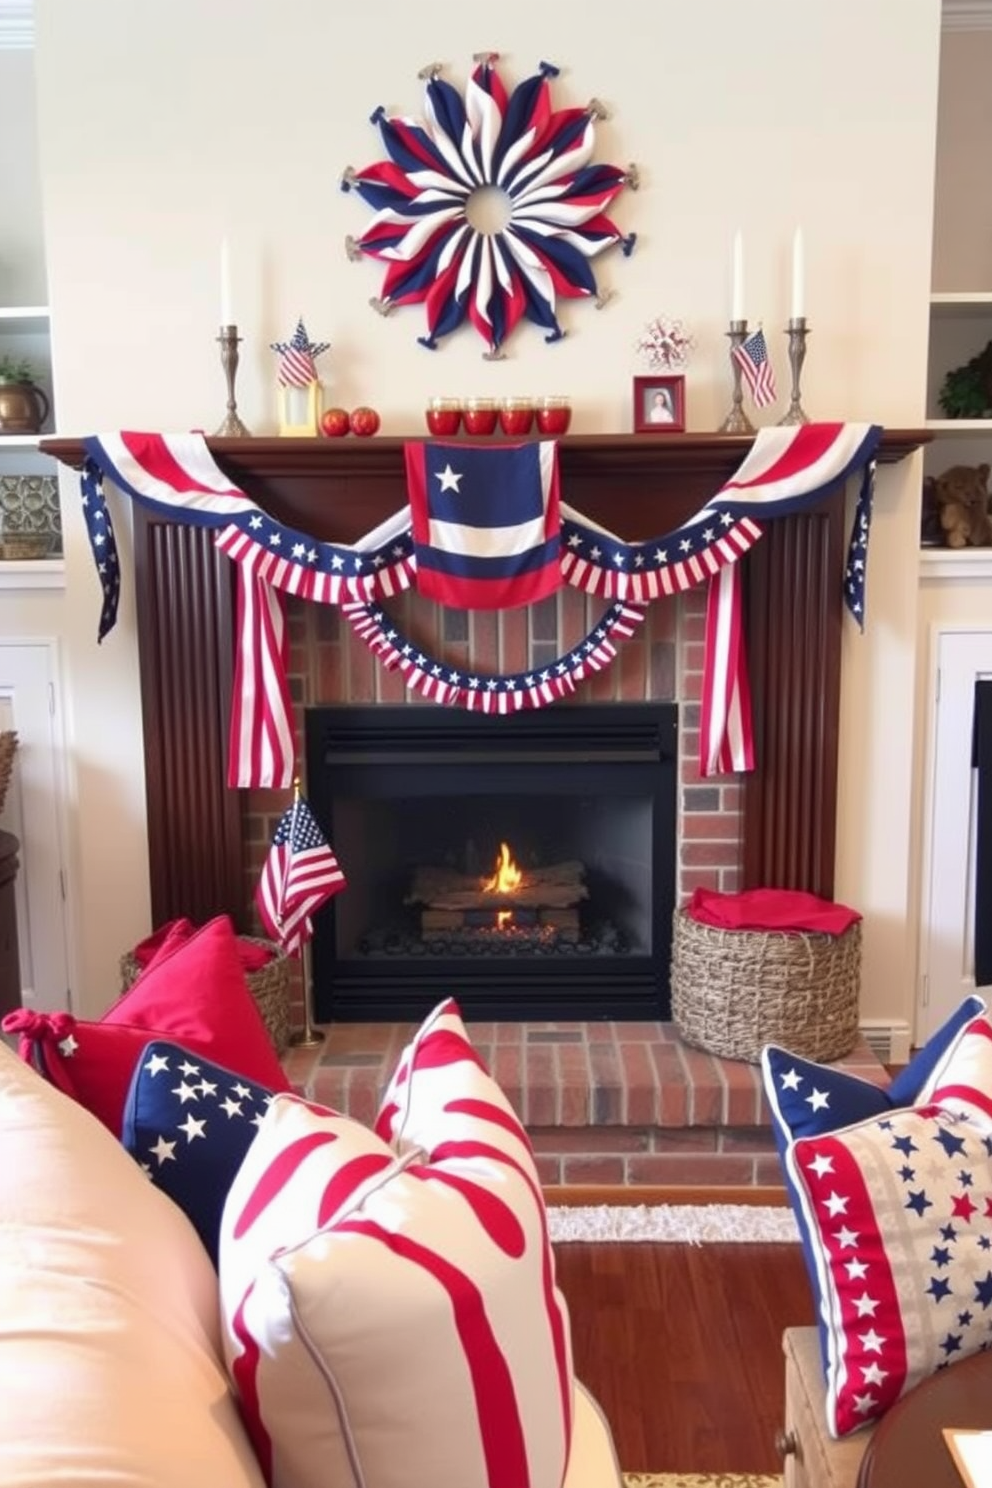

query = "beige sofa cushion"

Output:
[[0, 1039, 264, 1488]]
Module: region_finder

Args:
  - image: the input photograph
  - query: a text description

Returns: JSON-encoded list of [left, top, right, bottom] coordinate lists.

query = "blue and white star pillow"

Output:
[[762, 995, 985, 1373], [789, 1017, 992, 1436], [121, 1040, 277, 1265]]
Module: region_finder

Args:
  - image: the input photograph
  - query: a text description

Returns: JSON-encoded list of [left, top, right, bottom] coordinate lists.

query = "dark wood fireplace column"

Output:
[[44, 431, 925, 930]]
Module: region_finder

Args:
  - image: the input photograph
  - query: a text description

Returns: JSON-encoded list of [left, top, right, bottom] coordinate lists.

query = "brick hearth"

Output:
[[281, 1019, 889, 1188]]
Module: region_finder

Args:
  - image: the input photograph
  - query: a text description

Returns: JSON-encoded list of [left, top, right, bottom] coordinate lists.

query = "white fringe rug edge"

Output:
[[547, 1203, 800, 1244]]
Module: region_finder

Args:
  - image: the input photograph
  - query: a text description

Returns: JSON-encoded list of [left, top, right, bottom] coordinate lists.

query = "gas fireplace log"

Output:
[[418, 885, 586, 911], [406, 860, 588, 909]]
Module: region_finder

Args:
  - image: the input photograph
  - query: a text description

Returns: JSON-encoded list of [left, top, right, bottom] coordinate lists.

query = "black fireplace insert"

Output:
[[305, 703, 677, 1022]]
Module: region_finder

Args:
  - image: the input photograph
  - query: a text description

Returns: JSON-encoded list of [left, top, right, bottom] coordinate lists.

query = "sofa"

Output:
[[0, 1031, 623, 1487]]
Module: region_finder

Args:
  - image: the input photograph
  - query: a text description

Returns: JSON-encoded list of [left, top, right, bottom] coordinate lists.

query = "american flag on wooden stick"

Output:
[[256, 792, 346, 955], [732, 327, 777, 408]]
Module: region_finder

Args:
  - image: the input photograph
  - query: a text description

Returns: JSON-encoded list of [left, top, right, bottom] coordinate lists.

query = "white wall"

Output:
[[19, 0, 941, 1021]]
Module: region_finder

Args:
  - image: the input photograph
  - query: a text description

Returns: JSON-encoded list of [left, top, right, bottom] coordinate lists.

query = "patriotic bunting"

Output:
[[343, 56, 636, 355], [77, 422, 883, 788], [339, 596, 646, 713]]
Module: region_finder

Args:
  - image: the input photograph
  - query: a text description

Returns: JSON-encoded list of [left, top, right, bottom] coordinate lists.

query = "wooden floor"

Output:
[[554, 1240, 815, 1475]]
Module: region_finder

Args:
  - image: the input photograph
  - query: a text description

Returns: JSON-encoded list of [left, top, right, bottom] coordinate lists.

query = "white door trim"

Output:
[[916, 623, 992, 1042], [0, 638, 75, 1011]]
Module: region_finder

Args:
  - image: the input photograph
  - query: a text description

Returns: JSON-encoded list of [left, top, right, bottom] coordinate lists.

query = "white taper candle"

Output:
[[731, 230, 744, 324], [791, 227, 805, 321], [220, 237, 233, 327]]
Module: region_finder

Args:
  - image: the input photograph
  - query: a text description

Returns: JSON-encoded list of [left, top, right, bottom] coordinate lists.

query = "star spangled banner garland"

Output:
[[78, 422, 882, 788], [342, 55, 637, 356]]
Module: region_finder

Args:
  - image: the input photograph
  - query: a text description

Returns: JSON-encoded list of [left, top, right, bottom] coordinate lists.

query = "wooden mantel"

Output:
[[43, 430, 929, 929]]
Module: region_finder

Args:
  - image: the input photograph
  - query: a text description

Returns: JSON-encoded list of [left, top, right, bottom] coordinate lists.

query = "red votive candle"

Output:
[[425, 398, 461, 436], [462, 397, 499, 435], [535, 396, 571, 435], [499, 397, 534, 436]]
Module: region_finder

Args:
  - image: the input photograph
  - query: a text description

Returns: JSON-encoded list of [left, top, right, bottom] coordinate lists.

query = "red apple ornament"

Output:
[[349, 406, 381, 437], [319, 407, 350, 438]]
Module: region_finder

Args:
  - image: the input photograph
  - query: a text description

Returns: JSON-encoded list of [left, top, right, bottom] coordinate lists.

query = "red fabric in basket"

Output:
[[131, 917, 274, 974], [686, 887, 861, 936]]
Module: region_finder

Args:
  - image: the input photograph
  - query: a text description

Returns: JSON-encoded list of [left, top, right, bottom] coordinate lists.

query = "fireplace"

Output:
[[305, 703, 677, 1021], [39, 429, 927, 1029]]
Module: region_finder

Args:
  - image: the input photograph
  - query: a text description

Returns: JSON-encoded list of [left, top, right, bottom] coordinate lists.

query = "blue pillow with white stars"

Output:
[[761, 993, 986, 1373], [785, 1010, 992, 1437], [121, 1039, 277, 1266]]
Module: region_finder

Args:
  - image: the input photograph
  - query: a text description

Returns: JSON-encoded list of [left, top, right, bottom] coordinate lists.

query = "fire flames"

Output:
[[484, 842, 522, 931], [483, 841, 523, 896]]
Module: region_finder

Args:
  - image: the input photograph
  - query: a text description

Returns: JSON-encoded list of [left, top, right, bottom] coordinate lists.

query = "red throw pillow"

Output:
[[2, 915, 290, 1136]]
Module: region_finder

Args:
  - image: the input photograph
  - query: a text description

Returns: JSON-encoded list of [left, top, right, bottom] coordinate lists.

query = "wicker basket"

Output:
[[119, 934, 293, 1056], [669, 907, 861, 1065], [0, 731, 17, 818]]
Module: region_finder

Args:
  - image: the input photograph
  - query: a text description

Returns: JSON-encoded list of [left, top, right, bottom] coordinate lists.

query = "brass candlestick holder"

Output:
[[778, 317, 810, 426], [214, 324, 252, 437], [718, 320, 756, 435]]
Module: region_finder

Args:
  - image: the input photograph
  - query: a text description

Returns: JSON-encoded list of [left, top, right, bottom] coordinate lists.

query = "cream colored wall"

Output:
[[22, 0, 941, 1022], [932, 28, 992, 291]]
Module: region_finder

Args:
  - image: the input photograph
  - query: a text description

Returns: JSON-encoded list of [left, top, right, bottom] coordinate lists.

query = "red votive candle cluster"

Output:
[[423, 396, 571, 437]]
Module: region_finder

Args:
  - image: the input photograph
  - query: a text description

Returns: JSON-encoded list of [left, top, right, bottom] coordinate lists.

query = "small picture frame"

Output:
[[633, 374, 685, 434]]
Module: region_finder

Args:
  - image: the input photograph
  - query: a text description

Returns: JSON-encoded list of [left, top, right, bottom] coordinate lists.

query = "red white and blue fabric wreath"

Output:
[[78, 422, 880, 789], [342, 55, 636, 355]]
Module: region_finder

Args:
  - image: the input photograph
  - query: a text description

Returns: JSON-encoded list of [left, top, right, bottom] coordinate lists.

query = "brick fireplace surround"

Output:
[[47, 430, 923, 1189]]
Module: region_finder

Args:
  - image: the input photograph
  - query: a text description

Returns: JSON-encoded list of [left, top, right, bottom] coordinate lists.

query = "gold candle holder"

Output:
[[214, 324, 252, 437], [777, 317, 811, 426], [718, 320, 757, 435]]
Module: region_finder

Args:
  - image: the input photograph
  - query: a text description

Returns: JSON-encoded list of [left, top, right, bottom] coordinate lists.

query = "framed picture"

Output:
[[633, 374, 685, 434]]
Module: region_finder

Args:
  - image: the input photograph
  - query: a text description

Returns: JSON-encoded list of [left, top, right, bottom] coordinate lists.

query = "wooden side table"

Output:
[[0, 831, 21, 1017], [857, 1348, 992, 1487]]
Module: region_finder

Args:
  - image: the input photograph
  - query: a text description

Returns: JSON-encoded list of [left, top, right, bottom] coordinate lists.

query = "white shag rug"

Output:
[[546, 1203, 800, 1244]]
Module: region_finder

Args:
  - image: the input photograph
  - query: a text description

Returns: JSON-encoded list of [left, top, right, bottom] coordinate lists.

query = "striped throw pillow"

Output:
[[218, 1001, 573, 1488]]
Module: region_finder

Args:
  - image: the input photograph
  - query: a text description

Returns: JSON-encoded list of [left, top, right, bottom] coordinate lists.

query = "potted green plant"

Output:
[[0, 356, 50, 434], [938, 340, 992, 420]]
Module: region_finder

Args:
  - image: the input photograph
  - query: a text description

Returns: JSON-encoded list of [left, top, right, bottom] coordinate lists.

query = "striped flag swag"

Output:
[[255, 792, 346, 956], [561, 421, 882, 776], [700, 563, 754, 775], [77, 422, 882, 788], [77, 433, 416, 788]]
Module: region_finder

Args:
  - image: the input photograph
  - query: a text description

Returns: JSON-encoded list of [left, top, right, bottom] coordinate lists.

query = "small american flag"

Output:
[[732, 328, 777, 408], [270, 318, 330, 388], [256, 793, 346, 955]]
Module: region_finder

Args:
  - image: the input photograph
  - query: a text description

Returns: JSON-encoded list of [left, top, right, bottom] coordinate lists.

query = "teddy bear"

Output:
[[931, 463, 992, 549]]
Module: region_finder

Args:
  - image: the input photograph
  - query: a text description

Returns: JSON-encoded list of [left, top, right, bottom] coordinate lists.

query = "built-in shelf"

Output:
[[0, 434, 46, 448], [930, 291, 992, 314], [920, 547, 992, 580], [0, 306, 50, 335], [925, 418, 992, 433], [0, 559, 65, 591]]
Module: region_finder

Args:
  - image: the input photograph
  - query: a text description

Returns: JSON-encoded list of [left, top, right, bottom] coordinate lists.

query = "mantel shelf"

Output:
[[41, 428, 930, 480]]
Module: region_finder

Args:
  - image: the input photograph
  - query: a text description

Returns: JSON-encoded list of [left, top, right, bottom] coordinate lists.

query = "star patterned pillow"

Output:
[[762, 994, 986, 1370], [789, 1087, 992, 1436], [121, 1040, 278, 1265]]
